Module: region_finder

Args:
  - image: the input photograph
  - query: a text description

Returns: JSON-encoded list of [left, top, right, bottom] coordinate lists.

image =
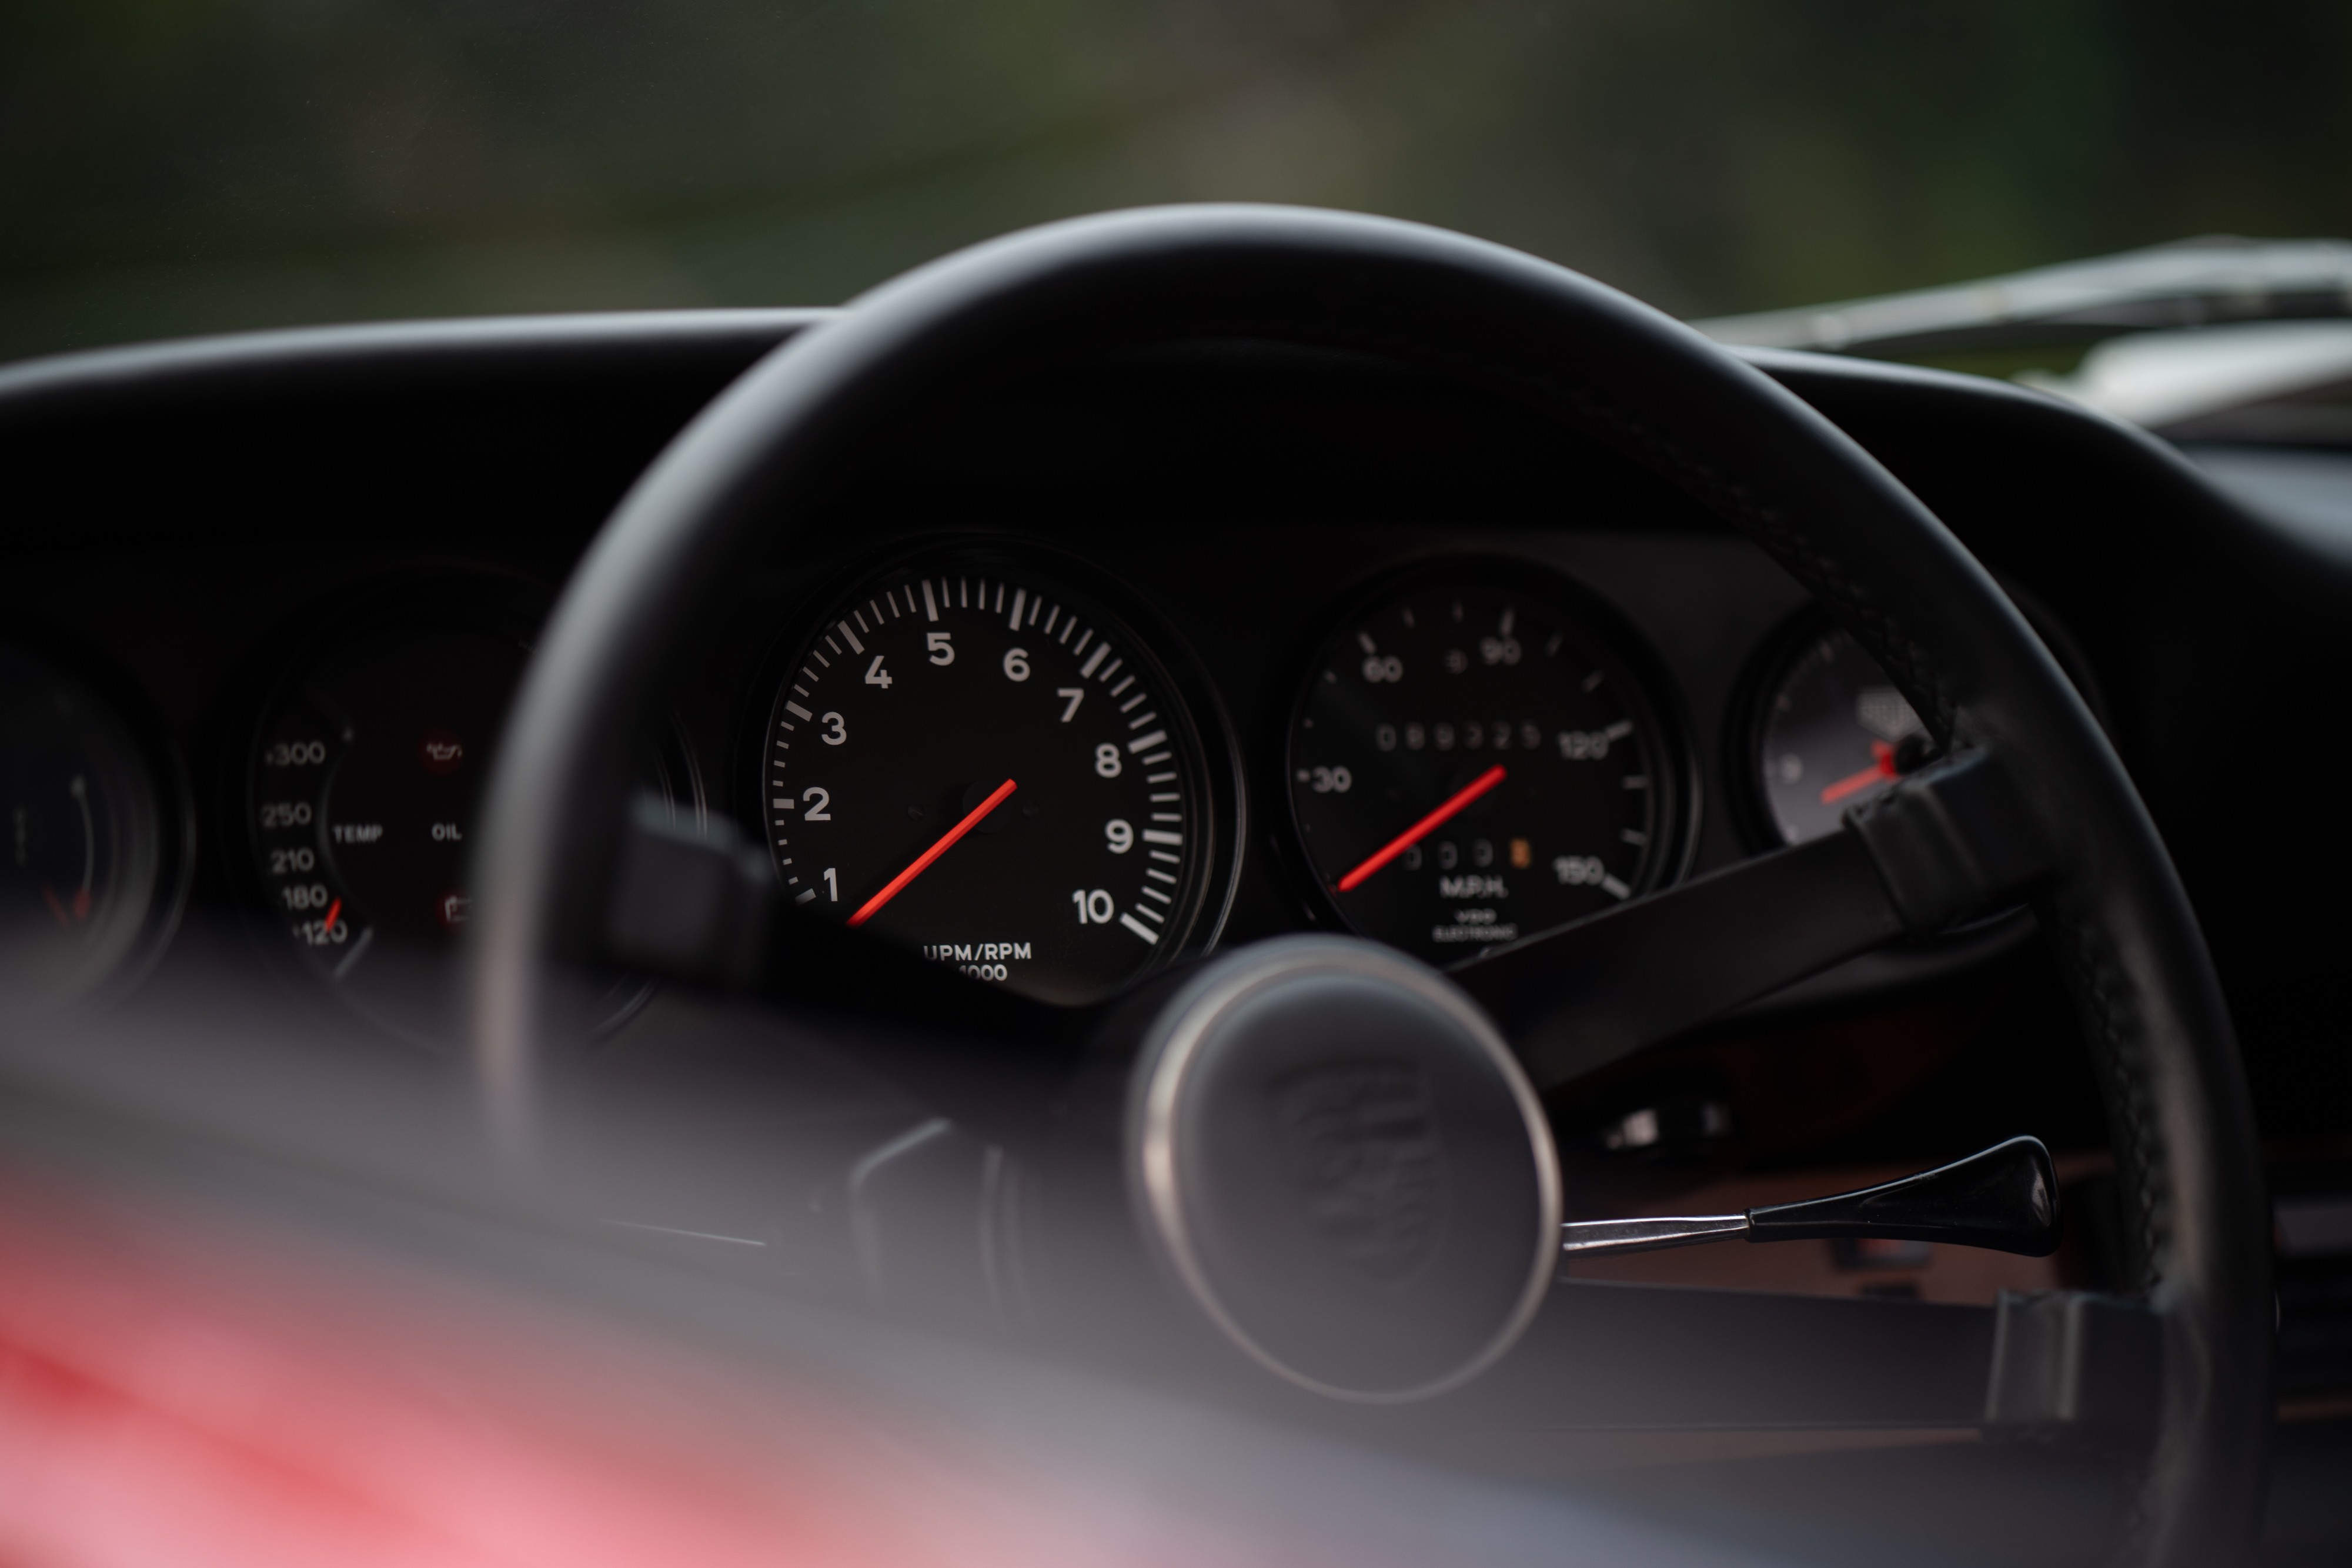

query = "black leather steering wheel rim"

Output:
[[468, 204, 2270, 1564]]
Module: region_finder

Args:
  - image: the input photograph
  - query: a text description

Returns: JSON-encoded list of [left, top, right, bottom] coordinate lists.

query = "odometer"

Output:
[[1285, 569, 1685, 966], [762, 556, 1220, 1005]]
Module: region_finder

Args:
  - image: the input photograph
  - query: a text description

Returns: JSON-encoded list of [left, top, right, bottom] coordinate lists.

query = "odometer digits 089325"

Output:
[[1286, 569, 1684, 966], [763, 557, 1220, 1005]]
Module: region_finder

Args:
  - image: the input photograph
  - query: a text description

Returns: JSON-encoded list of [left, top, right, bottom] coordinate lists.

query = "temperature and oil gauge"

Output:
[[1285, 569, 1687, 967], [246, 603, 697, 1044], [246, 619, 530, 1041]]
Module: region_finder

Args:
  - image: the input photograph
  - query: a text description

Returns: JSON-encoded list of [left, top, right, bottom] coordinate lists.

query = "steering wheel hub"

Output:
[[1128, 936, 1559, 1402]]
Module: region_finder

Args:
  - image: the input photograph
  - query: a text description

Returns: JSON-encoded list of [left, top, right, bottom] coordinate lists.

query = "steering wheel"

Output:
[[467, 206, 2270, 1564]]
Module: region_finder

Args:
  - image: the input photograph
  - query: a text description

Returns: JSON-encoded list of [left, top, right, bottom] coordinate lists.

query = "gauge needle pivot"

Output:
[[1818, 740, 1898, 805], [847, 778, 1018, 928], [1336, 763, 1507, 892]]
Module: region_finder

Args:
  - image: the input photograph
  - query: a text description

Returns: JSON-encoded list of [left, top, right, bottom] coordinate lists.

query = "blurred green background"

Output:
[[5, 0, 2348, 363]]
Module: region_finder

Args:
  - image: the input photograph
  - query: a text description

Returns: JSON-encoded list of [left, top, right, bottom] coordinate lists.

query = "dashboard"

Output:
[[4, 310, 2351, 1369]]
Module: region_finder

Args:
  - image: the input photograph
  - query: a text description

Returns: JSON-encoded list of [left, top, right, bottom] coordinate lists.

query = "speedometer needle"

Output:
[[846, 778, 1018, 928], [1818, 740, 1897, 805], [1335, 763, 1507, 892]]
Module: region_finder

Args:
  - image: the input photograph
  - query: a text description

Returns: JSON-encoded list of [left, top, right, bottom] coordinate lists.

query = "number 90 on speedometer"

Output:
[[761, 557, 1224, 1005]]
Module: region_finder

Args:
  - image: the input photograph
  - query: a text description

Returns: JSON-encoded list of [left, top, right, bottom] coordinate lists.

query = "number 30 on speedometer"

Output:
[[761, 557, 1222, 1005]]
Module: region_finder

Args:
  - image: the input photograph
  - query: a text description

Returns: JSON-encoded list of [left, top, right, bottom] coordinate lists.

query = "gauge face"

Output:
[[1753, 624, 1926, 845], [249, 611, 692, 1043], [248, 621, 527, 1039], [762, 560, 1217, 1005], [1, 646, 169, 1012], [1285, 572, 1682, 966]]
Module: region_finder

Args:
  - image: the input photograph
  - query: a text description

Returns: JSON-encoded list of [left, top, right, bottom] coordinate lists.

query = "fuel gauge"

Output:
[[1, 645, 175, 1014]]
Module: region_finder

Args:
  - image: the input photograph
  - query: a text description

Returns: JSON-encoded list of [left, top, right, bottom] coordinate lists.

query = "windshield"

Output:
[[6, 0, 2348, 365]]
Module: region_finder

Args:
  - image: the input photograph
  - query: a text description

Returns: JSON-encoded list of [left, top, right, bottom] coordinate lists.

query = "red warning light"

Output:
[[419, 728, 465, 776]]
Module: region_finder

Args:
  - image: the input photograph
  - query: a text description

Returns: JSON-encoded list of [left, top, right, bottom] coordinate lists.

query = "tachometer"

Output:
[[1284, 568, 1686, 966], [760, 555, 1223, 1004]]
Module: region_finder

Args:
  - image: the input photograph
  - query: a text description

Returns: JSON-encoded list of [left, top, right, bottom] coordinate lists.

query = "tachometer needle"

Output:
[[1335, 763, 1507, 892], [846, 778, 1018, 928], [1818, 740, 1897, 805]]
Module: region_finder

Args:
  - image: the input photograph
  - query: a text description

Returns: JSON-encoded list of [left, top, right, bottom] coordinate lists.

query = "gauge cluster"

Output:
[[0, 525, 2087, 1042]]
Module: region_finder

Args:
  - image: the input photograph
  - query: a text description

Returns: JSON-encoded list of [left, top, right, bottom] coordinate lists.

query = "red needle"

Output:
[[321, 897, 342, 935], [1335, 764, 1508, 892], [1818, 740, 1898, 805], [847, 778, 1017, 928]]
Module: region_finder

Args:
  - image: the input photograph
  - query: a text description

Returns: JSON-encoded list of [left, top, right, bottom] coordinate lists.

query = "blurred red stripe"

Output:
[[0, 1171, 1189, 1568]]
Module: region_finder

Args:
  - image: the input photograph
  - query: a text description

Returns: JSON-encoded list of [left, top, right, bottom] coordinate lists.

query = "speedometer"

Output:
[[759, 553, 1227, 1005], [1284, 566, 1688, 966]]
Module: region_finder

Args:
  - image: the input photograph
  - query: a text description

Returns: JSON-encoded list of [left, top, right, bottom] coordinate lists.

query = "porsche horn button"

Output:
[[1128, 936, 1560, 1403]]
